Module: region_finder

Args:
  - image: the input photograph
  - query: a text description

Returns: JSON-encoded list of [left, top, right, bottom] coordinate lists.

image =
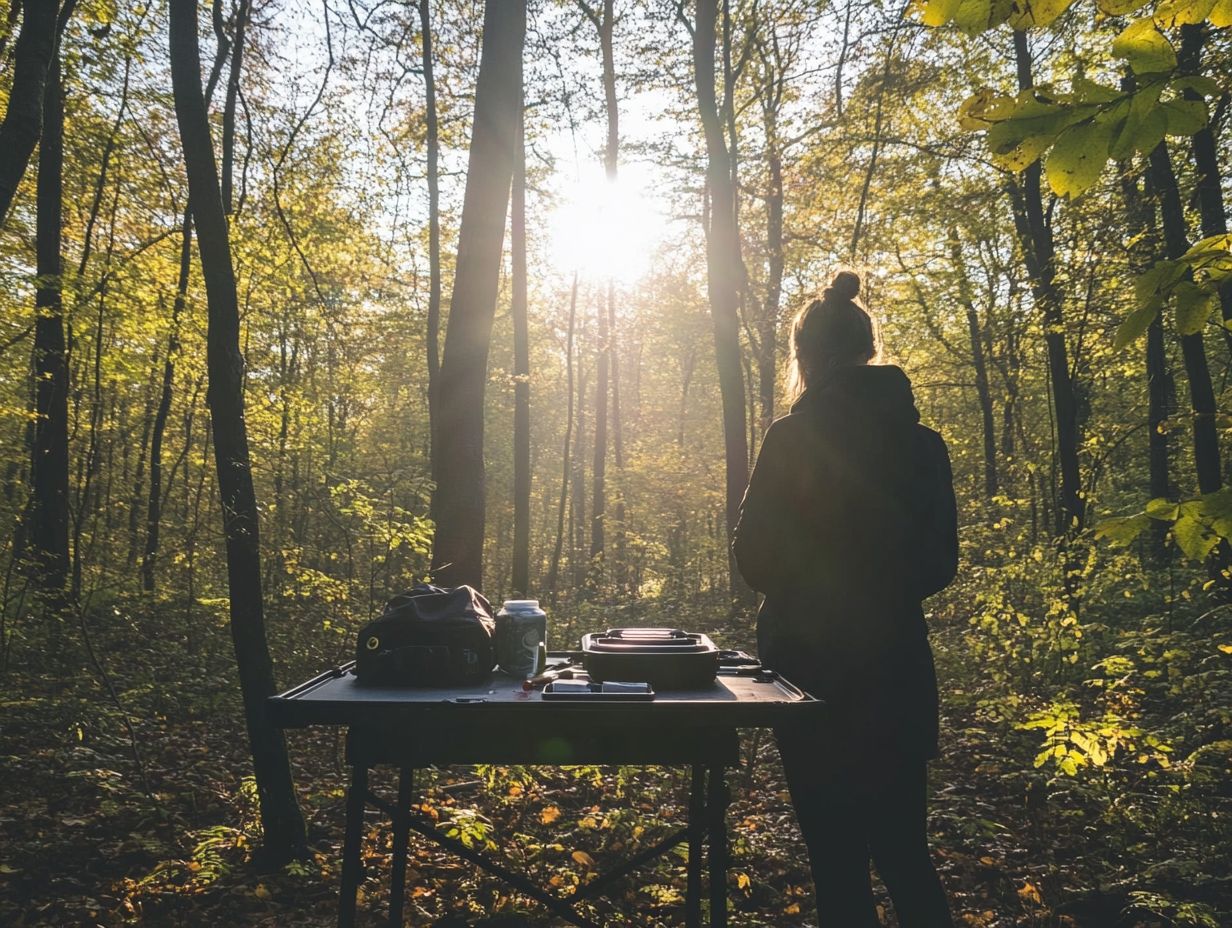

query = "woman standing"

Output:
[[733, 270, 957, 928]]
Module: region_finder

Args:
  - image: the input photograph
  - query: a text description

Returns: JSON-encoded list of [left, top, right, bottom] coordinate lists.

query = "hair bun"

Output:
[[824, 270, 861, 303]]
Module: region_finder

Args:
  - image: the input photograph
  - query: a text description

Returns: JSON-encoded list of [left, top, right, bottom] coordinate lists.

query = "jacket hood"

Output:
[[790, 364, 921, 426]]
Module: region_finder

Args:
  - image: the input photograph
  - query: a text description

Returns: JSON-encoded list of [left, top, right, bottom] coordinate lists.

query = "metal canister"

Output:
[[495, 600, 547, 678]]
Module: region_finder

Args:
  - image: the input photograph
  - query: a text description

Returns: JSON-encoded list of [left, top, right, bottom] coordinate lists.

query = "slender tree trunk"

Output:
[[1010, 30, 1084, 535], [430, 0, 525, 589], [168, 0, 305, 864], [421, 0, 442, 470], [949, 227, 998, 497], [511, 113, 530, 597], [577, 0, 618, 577], [571, 350, 589, 590], [758, 147, 783, 437], [694, 0, 751, 604], [72, 284, 107, 601], [1179, 26, 1232, 329], [126, 347, 158, 569], [1119, 163, 1172, 561], [546, 274, 578, 605], [0, 0, 57, 229], [144, 211, 191, 592], [28, 29, 69, 600], [1148, 142, 1223, 498], [610, 295, 627, 592], [590, 292, 609, 570], [221, 0, 249, 214]]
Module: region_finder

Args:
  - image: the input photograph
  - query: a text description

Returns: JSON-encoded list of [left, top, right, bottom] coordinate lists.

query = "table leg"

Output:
[[339, 763, 368, 928], [707, 764, 729, 928], [388, 767, 414, 928], [686, 765, 705, 928]]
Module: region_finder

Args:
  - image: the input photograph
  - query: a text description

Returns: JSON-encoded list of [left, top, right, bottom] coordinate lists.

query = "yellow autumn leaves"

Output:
[[916, 0, 1231, 33]]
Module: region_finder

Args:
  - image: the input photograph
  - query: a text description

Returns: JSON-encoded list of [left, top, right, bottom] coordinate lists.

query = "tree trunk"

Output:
[[28, 30, 69, 601], [758, 147, 783, 438], [126, 347, 158, 569], [1148, 142, 1223, 498], [1010, 30, 1083, 535], [0, 0, 57, 229], [144, 211, 191, 592], [421, 0, 442, 470], [511, 112, 530, 597], [610, 294, 627, 593], [430, 0, 525, 589], [546, 274, 578, 605], [571, 348, 589, 590], [168, 0, 305, 865], [1119, 163, 1172, 561], [577, 0, 618, 579], [949, 227, 998, 498], [221, 0, 249, 214], [693, 0, 751, 604], [590, 291, 609, 571], [1179, 25, 1232, 330]]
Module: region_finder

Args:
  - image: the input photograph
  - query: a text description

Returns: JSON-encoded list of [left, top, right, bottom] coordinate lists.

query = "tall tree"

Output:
[[143, 213, 192, 592], [1009, 31, 1084, 536], [950, 227, 998, 498], [693, 0, 751, 603], [430, 0, 525, 589], [1148, 143, 1223, 501], [576, 0, 619, 577], [1178, 26, 1232, 327], [220, 0, 250, 214], [168, 0, 305, 864], [0, 0, 58, 229], [27, 14, 69, 599], [546, 274, 579, 604], [420, 0, 442, 468], [511, 113, 530, 597], [751, 22, 786, 439]]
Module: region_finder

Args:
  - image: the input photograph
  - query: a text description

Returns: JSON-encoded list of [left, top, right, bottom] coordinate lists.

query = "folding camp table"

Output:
[[269, 655, 822, 928]]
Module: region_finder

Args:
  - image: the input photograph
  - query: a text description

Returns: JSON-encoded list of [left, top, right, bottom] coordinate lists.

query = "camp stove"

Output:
[[581, 627, 720, 689]]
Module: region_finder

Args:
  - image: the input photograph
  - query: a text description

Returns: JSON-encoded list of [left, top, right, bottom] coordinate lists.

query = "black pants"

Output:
[[776, 730, 954, 928]]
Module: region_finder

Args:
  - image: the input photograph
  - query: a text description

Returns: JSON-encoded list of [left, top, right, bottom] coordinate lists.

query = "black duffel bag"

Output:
[[355, 583, 496, 686]]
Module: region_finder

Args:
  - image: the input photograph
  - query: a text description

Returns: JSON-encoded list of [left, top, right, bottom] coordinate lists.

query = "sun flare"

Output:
[[546, 168, 664, 286]]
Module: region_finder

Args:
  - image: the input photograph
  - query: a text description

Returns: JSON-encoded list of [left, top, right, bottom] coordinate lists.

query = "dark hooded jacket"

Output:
[[732, 364, 957, 763]]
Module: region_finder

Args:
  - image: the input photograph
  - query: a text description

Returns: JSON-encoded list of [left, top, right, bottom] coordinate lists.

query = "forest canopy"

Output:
[[0, 0, 1230, 925]]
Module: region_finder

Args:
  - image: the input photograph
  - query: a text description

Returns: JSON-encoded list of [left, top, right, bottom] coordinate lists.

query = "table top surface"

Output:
[[269, 658, 822, 730]]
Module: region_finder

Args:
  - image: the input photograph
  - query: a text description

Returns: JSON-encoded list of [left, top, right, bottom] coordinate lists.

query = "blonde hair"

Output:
[[787, 270, 879, 401]]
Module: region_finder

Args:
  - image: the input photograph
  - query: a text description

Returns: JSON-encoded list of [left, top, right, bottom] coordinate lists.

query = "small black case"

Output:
[[356, 584, 495, 686]]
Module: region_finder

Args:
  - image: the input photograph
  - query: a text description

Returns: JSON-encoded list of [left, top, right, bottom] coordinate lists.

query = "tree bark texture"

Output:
[[28, 34, 70, 597], [694, 0, 751, 603], [430, 0, 525, 589], [168, 0, 305, 864], [0, 0, 57, 229]]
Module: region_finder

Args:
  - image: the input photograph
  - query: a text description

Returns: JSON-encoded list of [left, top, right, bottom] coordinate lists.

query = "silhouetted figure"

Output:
[[733, 270, 957, 928]]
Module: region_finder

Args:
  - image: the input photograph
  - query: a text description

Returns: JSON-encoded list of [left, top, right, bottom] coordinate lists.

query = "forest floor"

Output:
[[0, 595, 1227, 928]]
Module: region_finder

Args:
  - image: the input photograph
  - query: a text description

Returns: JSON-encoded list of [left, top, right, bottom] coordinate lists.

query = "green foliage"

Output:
[[959, 76, 1212, 198]]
